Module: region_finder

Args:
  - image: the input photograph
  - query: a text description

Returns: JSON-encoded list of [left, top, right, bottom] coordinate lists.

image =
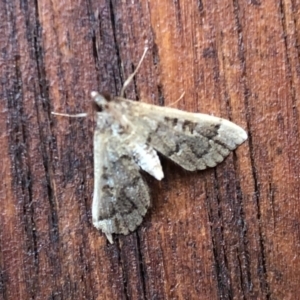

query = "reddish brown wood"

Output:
[[1, 0, 300, 299]]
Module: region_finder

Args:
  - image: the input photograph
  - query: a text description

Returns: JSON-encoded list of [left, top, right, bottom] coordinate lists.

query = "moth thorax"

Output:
[[111, 121, 130, 135]]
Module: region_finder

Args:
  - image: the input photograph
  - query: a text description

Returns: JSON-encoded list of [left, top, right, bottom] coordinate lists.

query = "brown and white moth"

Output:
[[52, 48, 247, 244]]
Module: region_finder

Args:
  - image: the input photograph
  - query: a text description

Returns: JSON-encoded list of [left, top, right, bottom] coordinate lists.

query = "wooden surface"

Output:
[[1, 0, 300, 299]]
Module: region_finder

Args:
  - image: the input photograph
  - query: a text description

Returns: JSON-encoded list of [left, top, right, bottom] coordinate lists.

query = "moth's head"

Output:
[[91, 91, 111, 112]]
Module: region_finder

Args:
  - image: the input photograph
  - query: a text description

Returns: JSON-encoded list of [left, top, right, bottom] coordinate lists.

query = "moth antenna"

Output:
[[51, 112, 88, 118], [120, 47, 148, 98]]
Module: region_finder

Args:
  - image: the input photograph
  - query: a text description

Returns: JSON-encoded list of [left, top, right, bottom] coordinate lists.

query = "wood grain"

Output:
[[1, 0, 300, 299]]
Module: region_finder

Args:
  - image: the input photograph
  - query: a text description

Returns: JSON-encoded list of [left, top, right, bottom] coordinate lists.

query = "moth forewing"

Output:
[[111, 96, 248, 172], [91, 102, 152, 243]]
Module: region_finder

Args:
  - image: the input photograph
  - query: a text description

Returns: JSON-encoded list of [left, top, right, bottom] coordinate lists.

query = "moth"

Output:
[[52, 48, 247, 243]]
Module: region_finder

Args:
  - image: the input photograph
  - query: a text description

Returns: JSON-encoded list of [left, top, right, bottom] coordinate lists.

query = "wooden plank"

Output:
[[1, 0, 299, 299]]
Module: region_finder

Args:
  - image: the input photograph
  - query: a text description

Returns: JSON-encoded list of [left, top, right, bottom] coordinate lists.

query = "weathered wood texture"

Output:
[[1, 0, 300, 299]]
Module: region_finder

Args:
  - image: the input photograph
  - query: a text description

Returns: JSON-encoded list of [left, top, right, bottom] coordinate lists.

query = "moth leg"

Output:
[[168, 92, 185, 107], [120, 47, 148, 98]]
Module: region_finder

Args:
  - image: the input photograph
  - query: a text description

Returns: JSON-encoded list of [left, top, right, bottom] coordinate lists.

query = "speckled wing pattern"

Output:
[[92, 128, 151, 244], [91, 94, 247, 243], [120, 98, 247, 171]]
